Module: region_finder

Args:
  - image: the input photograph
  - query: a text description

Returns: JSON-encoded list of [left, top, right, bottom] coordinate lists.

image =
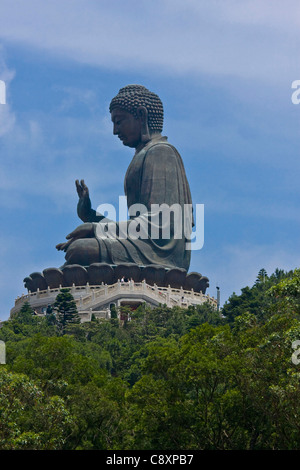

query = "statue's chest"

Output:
[[125, 151, 146, 204]]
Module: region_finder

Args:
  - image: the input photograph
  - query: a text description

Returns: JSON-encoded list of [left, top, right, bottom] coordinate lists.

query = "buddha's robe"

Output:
[[90, 135, 193, 271]]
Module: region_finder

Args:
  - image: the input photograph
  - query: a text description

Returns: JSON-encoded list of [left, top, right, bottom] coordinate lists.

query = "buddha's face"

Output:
[[111, 108, 142, 148]]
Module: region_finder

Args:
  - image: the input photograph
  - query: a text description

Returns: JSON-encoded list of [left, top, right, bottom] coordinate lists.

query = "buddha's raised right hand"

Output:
[[76, 179, 92, 222]]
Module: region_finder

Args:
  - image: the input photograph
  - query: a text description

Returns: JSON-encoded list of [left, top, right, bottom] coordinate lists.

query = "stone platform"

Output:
[[11, 279, 217, 323], [10, 263, 214, 323]]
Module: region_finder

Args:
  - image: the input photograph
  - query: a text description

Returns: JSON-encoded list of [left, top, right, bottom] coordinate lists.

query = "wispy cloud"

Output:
[[0, 112, 125, 212], [0, 0, 298, 82]]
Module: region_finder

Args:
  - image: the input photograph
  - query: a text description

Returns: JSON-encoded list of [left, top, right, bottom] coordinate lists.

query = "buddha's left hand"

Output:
[[56, 223, 94, 252]]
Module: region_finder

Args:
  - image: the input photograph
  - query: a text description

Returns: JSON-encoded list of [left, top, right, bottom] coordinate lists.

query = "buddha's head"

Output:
[[109, 85, 164, 148]]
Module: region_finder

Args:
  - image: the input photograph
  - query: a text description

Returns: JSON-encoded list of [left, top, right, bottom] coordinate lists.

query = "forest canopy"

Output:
[[0, 268, 300, 450]]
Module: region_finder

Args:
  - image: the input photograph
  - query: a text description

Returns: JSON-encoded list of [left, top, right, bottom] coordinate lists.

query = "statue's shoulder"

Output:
[[144, 136, 179, 156]]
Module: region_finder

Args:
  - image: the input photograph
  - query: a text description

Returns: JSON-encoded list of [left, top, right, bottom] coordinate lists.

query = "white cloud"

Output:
[[0, 102, 15, 136], [0, 0, 298, 82], [170, 0, 300, 31], [54, 86, 100, 114], [0, 104, 128, 213]]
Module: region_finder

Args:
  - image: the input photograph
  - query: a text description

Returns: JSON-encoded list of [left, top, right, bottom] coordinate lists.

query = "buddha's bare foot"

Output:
[[56, 239, 74, 252]]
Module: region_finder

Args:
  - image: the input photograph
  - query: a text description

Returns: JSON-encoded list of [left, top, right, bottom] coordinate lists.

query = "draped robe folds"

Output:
[[92, 135, 194, 271]]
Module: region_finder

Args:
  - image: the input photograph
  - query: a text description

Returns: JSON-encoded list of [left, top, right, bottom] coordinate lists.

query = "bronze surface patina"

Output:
[[24, 85, 209, 293]]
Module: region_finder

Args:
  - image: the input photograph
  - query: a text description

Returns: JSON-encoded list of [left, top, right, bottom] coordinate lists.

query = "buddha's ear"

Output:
[[137, 106, 150, 143]]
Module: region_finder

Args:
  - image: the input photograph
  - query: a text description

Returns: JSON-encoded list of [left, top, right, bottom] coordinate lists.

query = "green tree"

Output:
[[11, 301, 35, 323], [54, 288, 80, 335], [222, 268, 294, 323], [0, 368, 73, 449], [110, 304, 118, 319], [187, 302, 223, 330], [255, 268, 268, 285], [124, 314, 300, 450], [269, 268, 300, 316]]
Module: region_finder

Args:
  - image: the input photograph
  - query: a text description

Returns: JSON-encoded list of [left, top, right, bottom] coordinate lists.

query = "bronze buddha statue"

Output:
[[56, 85, 194, 272]]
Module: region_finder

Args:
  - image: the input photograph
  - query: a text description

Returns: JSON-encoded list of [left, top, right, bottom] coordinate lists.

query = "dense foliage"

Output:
[[1, 269, 300, 450]]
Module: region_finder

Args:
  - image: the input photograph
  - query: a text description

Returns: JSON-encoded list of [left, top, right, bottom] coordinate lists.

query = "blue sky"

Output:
[[0, 0, 299, 320]]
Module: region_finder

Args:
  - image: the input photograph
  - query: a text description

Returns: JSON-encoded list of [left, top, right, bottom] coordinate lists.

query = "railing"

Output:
[[15, 281, 217, 309]]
